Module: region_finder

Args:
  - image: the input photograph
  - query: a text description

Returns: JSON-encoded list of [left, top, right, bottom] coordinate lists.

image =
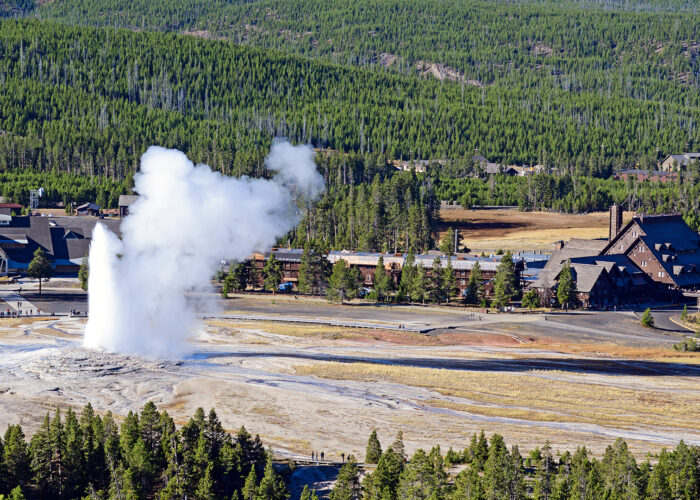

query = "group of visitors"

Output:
[[309, 451, 348, 463], [1, 308, 38, 317]]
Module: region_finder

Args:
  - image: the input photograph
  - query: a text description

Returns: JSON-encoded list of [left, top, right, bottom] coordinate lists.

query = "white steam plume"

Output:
[[83, 140, 323, 358]]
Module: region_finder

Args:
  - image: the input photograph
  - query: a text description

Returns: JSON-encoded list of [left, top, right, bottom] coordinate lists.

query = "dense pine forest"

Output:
[[0, 403, 284, 499], [1, 403, 698, 499], [1, 7, 700, 168], [0, 2, 697, 247], [335, 429, 700, 500]]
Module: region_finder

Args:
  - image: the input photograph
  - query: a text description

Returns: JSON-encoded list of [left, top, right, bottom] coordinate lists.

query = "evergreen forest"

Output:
[[1, 403, 699, 500], [0, 1, 697, 244]]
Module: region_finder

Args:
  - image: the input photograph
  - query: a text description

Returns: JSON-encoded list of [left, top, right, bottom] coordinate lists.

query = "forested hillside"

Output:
[[0, 4, 698, 245], [32, 0, 700, 150], [1, 13, 700, 173]]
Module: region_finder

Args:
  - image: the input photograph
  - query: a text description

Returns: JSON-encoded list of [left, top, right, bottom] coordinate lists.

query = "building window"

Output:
[[632, 231, 638, 237], [460, 279, 466, 286], [658, 271, 665, 278], [641, 261, 647, 267]]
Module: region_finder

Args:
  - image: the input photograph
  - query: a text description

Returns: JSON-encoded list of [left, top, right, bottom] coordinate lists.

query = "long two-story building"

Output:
[[248, 249, 525, 298]]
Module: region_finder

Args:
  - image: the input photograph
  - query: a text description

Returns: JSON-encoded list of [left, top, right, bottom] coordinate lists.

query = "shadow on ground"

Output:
[[191, 350, 700, 377]]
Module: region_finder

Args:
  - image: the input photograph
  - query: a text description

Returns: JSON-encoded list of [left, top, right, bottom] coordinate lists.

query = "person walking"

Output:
[[320, 451, 324, 462], [341, 453, 345, 463]]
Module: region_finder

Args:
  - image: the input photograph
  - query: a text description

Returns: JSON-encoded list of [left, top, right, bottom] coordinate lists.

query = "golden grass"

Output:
[[468, 228, 609, 251], [526, 342, 700, 364], [293, 361, 700, 431], [206, 319, 366, 339]]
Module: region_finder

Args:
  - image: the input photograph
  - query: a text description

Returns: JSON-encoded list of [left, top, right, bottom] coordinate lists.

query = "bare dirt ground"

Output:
[[0, 297, 697, 467], [438, 208, 634, 251]]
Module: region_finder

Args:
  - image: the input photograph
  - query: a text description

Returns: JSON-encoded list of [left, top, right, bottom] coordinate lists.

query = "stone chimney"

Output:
[[609, 204, 622, 241]]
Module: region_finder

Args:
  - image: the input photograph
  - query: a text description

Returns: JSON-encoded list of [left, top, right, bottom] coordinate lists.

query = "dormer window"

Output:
[[63, 231, 81, 239]]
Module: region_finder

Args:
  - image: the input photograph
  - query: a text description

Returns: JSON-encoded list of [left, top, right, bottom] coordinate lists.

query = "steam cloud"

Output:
[[83, 140, 323, 358]]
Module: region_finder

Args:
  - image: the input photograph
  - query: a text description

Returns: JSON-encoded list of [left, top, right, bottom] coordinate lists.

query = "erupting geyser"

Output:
[[84, 141, 324, 358]]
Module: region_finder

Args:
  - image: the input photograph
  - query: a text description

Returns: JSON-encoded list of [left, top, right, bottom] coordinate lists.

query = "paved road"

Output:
[[220, 295, 682, 346], [0, 288, 41, 315], [0, 285, 687, 346]]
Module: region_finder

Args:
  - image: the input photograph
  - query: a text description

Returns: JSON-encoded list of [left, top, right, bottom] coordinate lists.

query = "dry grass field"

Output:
[[1, 306, 698, 461], [293, 360, 700, 432], [438, 208, 634, 251]]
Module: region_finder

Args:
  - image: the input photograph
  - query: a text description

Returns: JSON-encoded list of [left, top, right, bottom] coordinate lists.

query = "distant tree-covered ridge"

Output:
[[0, 16, 699, 175]]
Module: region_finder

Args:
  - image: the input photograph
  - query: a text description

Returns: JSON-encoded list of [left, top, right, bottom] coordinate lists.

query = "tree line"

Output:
[[220, 250, 520, 309], [0, 402, 288, 499], [328, 429, 700, 499], [433, 165, 700, 230]]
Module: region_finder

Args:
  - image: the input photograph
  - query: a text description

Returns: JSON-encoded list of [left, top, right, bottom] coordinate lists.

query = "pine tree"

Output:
[[297, 244, 313, 294], [139, 402, 163, 465], [570, 446, 592, 500], [410, 265, 429, 304], [397, 251, 415, 302], [506, 445, 526, 500], [397, 449, 444, 500], [3, 425, 30, 492], [429, 256, 443, 303], [242, 466, 257, 500], [440, 228, 455, 256], [522, 289, 540, 310], [222, 273, 232, 298], [452, 464, 485, 500], [641, 308, 655, 328], [233, 263, 249, 291], [63, 408, 86, 498], [373, 255, 393, 301], [300, 485, 320, 500], [600, 438, 641, 499], [47, 407, 67, 498], [256, 457, 288, 500], [263, 254, 283, 293], [533, 442, 555, 500], [483, 434, 509, 499], [365, 430, 382, 464], [552, 450, 572, 500], [557, 261, 574, 310], [472, 431, 489, 471], [330, 458, 361, 500], [27, 248, 53, 295], [389, 430, 405, 460], [78, 254, 89, 291], [29, 414, 53, 497], [195, 462, 215, 500], [465, 261, 483, 305], [327, 259, 351, 303], [442, 257, 458, 303], [492, 251, 517, 309], [364, 447, 404, 499]]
